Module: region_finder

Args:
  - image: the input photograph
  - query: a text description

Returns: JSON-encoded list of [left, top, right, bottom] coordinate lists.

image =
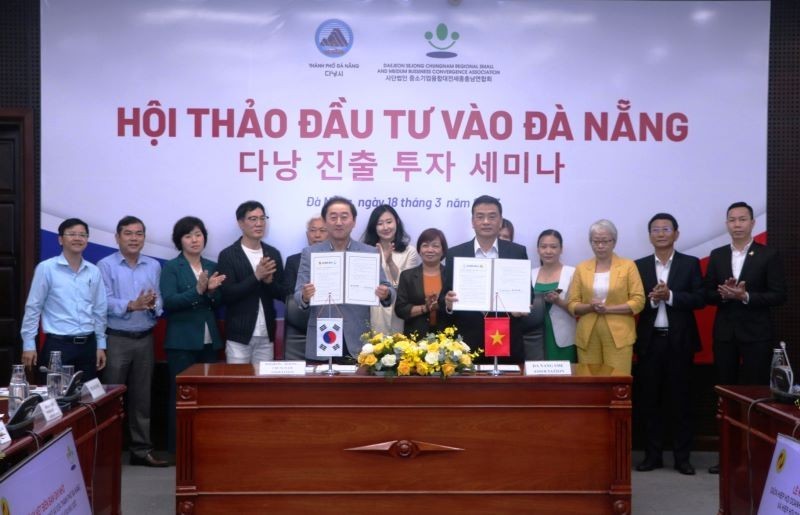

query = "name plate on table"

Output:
[[84, 378, 106, 400], [758, 434, 800, 515], [36, 398, 63, 422], [0, 421, 11, 444], [258, 361, 307, 376], [525, 360, 572, 376]]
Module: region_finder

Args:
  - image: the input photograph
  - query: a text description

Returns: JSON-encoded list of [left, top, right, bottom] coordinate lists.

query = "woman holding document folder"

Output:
[[567, 219, 645, 374], [531, 229, 577, 362]]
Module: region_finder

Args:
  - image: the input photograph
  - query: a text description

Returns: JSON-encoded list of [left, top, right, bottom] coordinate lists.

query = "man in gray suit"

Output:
[[294, 196, 395, 359]]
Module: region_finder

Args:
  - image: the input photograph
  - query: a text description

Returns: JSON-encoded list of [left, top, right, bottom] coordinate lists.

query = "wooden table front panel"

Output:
[[177, 365, 631, 514]]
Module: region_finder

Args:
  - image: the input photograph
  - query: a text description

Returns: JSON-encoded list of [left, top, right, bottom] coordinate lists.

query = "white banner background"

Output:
[[41, 0, 769, 264]]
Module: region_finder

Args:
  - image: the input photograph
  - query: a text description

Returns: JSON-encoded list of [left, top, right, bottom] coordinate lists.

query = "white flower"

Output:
[[361, 343, 374, 355], [380, 354, 397, 367], [418, 341, 428, 351], [452, 349, 462, 359], [425, 351, 439, 365], [460, 342, 470, 352]]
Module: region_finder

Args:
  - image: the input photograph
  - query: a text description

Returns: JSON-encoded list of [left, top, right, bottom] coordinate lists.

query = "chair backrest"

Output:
[[283, 296, 309, 360]]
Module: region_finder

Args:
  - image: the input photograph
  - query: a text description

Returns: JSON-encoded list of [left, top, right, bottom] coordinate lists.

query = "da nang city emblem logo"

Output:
[[425, 22, 459, 58], [316, 19, 353, 58]]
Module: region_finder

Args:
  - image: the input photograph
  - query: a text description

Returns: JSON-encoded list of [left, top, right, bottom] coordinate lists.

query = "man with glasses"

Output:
[[634, 213, 705, 476], [98, 215, 167, 467], [21, 218, 107, 381], [442, 195, 529, 361], [217, 201, 286, 364]]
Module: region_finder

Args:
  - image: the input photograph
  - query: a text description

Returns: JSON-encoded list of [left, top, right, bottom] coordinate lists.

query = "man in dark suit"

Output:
[[634, 213, 705, 476], [283, 216, 327, 360], [443, 195, 529, 362], [704, 201, 786, 386], [217, 200, 286, 364], [704, 201, 786, 474]]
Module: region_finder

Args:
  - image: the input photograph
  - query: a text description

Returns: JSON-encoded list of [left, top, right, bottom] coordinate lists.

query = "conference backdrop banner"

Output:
[[41, 0, 769, 267]]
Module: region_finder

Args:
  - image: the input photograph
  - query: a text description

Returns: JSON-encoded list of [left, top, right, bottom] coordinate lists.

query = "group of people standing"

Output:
[[19, 196, 786, 474]]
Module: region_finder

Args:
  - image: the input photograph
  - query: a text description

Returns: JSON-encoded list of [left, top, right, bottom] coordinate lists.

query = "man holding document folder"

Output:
[[295, 196, 395, 360], [443, 195, 529, 362]]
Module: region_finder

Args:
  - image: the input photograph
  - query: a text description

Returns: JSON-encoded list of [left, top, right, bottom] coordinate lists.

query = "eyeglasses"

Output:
[[649, 227, 673, 235], [590, 239, 614, 246], [246, 215, 269, 223], [63, 232, 88, 239]]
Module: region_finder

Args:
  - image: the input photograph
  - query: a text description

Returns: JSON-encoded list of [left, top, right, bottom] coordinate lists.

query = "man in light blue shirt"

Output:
[[98, 215, 167, 467], [21, 218, 107, 381]]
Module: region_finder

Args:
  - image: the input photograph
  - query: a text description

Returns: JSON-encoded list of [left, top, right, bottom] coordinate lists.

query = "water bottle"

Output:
[[8, 364, 30, 417], [770, 342, 794, 392], [48, 350, 62, 375]]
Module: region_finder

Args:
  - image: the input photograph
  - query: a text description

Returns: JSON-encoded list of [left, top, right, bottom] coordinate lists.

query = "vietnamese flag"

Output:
[[484, 317, 510, 357]]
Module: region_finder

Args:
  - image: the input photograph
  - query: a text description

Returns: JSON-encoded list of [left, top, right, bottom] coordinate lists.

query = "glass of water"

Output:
[[47, 372, 63, 400], [61, 365, 75, 394]]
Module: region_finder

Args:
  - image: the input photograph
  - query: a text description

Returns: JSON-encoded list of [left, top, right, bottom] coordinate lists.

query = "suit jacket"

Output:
[[216, 238, 286, 344], [567, 254, 645, 349], [634, 251, 705, 356], [703, 242, 786, 342], [294, 239, 395, 359], [160, 254, 223, 351], [443, 238, 529, 361], [395, 264, 449, 337], [283, 253, 301, 304]]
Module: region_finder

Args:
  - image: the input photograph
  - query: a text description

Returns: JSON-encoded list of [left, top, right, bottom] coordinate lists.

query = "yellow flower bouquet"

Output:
[[357, 326, 481, 377]]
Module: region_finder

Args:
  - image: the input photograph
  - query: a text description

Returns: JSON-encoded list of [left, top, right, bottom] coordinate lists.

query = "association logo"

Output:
[[776, 448, 787, 472], [425, 22, 460, 58], [316, 19, 353, 58]]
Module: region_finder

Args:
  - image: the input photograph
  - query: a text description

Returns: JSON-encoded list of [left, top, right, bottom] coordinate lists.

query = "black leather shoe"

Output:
[[675, 462, 696, 475], [130, 452, 169, 467], [708, 464, 720, 474], [635, 459, 663, 472]]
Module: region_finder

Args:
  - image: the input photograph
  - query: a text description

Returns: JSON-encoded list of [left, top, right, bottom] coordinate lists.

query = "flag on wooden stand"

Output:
[[484, 317, 510, 357]]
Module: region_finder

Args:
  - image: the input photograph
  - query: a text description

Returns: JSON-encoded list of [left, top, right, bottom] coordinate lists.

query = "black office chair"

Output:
[[283, 296, 310, 360]]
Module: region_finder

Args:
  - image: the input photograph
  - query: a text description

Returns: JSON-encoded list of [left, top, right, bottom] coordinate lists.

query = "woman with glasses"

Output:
[[362, 205, 421, 335], [395, 228, 449, 337], [567, 219, 645, 374], [160, 216, 226, 453]]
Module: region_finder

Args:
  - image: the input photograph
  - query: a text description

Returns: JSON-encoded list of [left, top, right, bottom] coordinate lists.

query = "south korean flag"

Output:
[[316, 318, 344, 357]]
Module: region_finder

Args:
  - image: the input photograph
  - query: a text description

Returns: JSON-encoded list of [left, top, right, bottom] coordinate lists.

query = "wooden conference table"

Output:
[[0, 385, 125, 515], [176, 363, 632, 514], [715, 385, 800, 515]]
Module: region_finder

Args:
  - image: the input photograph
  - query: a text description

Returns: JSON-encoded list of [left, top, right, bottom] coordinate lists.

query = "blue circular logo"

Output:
[[316, 19, 353, 58]]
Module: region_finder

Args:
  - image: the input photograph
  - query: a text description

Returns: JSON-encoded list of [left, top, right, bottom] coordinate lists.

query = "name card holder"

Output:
[[258, 361, 307, 376], [525, 360, 572, 376], [83, 378, 106, 400], [36, 398, 63, 422], [0, 421, 11, 444]]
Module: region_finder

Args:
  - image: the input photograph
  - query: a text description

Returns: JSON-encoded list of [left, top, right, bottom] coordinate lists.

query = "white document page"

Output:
[[452, 257, 492, 311], [492, 258, 532, 313], [344, 252, 380, 306], [310, 252, 344, 306]]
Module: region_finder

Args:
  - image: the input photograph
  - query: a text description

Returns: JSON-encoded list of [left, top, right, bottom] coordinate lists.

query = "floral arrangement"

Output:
[[357, 326, 481, 377]]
